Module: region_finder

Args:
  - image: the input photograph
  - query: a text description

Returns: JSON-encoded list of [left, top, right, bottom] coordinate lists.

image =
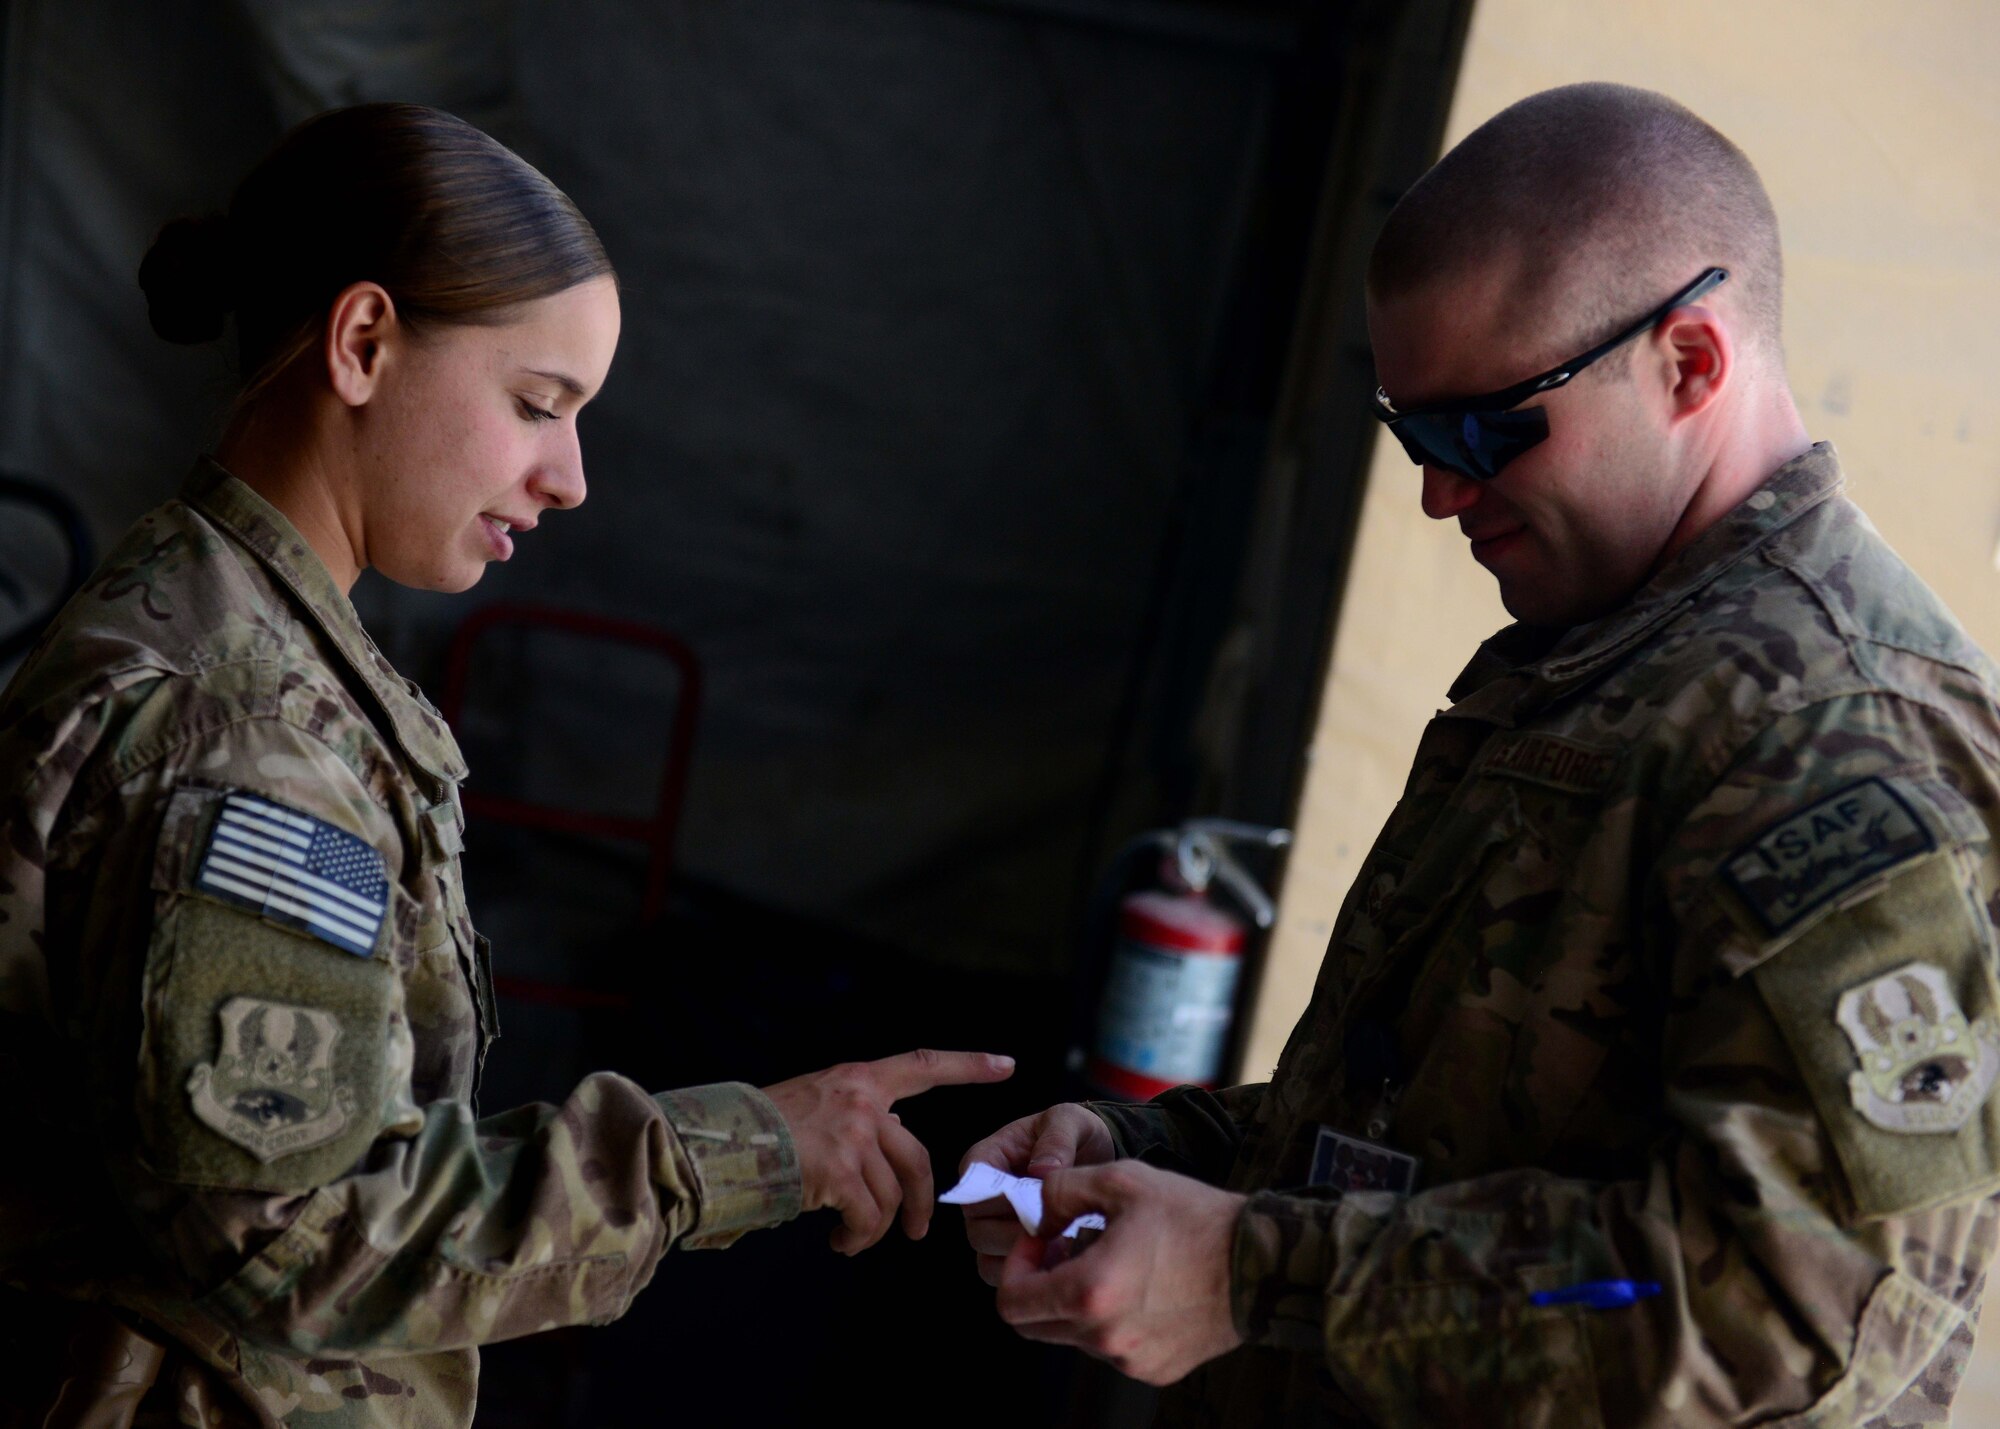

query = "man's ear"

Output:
[[322, 282, 398, 409], [1657, 304, 1730, 423]]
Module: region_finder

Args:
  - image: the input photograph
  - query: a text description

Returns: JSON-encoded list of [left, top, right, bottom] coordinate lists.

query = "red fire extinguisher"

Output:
[[1083, 820, 1290, 1100]]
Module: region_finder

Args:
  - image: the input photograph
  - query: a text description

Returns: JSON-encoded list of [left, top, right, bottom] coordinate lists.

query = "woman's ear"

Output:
[[322, 281, 398, 409]]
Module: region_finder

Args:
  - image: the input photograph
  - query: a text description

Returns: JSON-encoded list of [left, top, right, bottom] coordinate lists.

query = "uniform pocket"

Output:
[[1361, 784, 1528, 982], [1327, 1263, 1606, 1429], [1385, 777, 1625, 1176], [1371, 783, 1529, 1016]]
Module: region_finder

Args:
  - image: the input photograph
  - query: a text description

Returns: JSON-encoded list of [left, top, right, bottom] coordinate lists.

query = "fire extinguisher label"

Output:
[[1092, 939, 1241, 1087]]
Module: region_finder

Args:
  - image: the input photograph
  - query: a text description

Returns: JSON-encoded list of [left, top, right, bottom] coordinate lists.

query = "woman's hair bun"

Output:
[[138, 212, 239, 344]]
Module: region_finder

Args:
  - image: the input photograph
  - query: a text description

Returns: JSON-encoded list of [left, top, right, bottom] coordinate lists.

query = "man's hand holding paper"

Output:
[[956, 1102, 1116, 1285], [989, 1160, 1246, 1387]]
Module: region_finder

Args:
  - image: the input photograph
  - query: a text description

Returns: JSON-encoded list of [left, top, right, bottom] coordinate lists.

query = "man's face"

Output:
[[1367, 262, 1693, 627]]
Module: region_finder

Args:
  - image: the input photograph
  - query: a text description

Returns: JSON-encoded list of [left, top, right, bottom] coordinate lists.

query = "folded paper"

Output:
[[940, 1162, 1107, 1238]]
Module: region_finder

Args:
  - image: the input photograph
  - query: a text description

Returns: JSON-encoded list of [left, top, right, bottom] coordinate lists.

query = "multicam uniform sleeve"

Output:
[[1087, 1083, 1269, 1183], [1229, 694, 2000, 1428], [73, 711, 800, 1357]]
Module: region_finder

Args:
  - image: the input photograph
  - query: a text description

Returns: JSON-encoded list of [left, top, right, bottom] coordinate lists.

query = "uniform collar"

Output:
[[1446, 442, 1847, 714], [181, 457, 467, 788]]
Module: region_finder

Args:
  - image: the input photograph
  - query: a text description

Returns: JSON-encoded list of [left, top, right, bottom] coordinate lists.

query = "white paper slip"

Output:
[[940, 1162, 1108, 1239]]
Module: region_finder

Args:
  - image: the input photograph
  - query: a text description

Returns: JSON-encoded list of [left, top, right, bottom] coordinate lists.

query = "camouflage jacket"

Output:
[[1096, 444, 2000, 1426], [0, 460, 801, 1428]]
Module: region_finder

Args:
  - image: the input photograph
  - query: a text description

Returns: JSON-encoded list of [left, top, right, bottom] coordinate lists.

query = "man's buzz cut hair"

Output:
[[1367, 83, 1785, 371]]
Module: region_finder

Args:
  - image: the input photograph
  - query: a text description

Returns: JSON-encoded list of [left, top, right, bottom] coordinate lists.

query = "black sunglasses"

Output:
[[1369, 266, 1729, 481]]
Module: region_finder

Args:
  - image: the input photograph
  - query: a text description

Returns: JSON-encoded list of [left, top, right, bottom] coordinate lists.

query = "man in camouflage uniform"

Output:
[[0, 457, 1007, 1425], [962, 85, 2000, 1424]]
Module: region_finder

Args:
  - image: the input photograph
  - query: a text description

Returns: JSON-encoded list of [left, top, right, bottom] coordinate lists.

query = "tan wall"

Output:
[[1246, 0, 2000, 1408]]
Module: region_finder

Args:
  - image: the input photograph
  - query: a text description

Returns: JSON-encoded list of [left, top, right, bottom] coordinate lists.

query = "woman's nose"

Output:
[[531, 432, 587, 511]]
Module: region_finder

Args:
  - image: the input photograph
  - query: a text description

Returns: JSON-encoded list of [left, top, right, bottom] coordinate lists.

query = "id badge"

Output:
[[1308, 1124, 1420, 1198]]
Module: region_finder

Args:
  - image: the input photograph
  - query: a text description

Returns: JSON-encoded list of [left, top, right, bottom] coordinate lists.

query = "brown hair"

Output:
[[1368, 84, 1783, 372], [138, 103, 614, 408]]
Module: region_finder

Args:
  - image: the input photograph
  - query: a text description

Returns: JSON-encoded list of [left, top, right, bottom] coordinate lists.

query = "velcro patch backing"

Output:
[[145, 898, 393, 1191], [1752, 854, 2000, 1221], [1722, 777, 1934, 935]]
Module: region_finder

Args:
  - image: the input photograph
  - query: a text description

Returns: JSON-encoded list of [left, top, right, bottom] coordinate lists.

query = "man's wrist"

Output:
[[1080, 1098, 1162, 1159], [1231, 1190, 1338, 1352]]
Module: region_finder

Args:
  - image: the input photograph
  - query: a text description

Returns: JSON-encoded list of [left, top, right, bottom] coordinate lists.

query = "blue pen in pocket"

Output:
[[1530, 1279, 1663, 1311]]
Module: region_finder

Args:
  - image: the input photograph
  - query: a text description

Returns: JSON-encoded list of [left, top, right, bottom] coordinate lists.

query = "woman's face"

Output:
[[355, 276, 621, 592]]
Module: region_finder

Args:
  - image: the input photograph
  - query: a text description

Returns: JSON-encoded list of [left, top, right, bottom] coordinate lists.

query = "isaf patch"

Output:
[[1722, 777, 1934, 935], [197, 791, 387, 957], [188, 996, 356, 1160], [1837, 962, 2000, 1134]]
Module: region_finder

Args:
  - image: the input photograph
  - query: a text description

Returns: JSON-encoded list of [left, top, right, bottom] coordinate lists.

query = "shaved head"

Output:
[[1369, 83, 1783, 374]]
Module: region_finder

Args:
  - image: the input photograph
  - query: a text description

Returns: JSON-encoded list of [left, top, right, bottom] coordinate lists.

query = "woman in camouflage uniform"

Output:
[[0, 103, 1010, 1428]]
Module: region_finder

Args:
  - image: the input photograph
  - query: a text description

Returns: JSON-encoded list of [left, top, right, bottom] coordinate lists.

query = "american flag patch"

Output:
[[196, 792, 388, 958]]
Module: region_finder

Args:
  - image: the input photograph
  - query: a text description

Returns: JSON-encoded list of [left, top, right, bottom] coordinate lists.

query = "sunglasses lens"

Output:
[[1388, 420, 1444, 470], [1388, 407, 1549, 481], [1468, 407, 1549, 476]]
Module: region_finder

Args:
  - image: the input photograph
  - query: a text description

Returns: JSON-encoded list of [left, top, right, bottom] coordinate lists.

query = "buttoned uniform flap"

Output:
[[433, 841, 498, 1057], [381, 787, 499, 1108], [1709, 775, 2000, 1221], [404, 789, 468, 955], [420, 786, 465, 863], [140, 784, 418, 1192]]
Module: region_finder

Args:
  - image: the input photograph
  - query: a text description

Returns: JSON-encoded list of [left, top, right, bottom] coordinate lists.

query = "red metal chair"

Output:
[[439, 602, 702, 1009]]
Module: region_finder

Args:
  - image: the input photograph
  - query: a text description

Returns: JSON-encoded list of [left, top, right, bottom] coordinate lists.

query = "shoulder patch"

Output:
[[1837, 962, 2000, 1134], [196, 792, 387, 957], [188, 996, 356, 1161], [1721, 777, 1934, 935]]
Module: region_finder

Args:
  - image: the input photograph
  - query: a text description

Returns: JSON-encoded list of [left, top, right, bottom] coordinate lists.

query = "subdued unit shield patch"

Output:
[[189, 996, 356, 1161], [1837, 962, 2000, 1134], [1722, 777, 1934, 934]]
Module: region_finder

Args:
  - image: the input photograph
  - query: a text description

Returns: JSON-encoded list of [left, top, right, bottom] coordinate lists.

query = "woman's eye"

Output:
[[516, 398, 559, 423]]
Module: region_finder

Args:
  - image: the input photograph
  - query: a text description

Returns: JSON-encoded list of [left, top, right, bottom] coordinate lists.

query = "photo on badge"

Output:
[[1309, 1125, 1420, 1198]]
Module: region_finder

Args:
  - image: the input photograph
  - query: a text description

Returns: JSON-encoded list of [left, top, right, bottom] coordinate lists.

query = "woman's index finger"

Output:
[[867, 1049, 1015, 1102]]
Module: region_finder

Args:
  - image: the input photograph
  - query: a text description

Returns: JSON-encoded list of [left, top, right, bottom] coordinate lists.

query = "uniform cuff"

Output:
[[1084, 1097, 1181, 1159], [653, 1082, 802, 1248], [1232, 1190, 1339, 1352]]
